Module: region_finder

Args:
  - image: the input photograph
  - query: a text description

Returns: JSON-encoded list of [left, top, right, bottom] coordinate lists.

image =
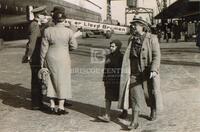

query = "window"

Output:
[[16, 6, 18, 11]]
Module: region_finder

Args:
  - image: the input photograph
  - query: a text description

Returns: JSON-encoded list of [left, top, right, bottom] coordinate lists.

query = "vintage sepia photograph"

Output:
[[0, 0, 200, 131]]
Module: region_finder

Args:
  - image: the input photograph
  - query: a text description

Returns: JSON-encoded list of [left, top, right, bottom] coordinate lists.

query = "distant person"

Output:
[[22, 6, 48, 110], [97, 40, 127, 122], [196, 22, 200, 50], [164, 23, 171, 43], [118, 18, 163, 130], [40, 10, 77, 115], [172, 21, 181, 42]]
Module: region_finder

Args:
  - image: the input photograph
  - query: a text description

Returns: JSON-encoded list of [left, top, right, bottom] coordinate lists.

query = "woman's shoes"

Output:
[[49, 107, 57, 114], [57, 108, 68, 115], [48, 107, 68, 115], [127, 122, 139, 130]]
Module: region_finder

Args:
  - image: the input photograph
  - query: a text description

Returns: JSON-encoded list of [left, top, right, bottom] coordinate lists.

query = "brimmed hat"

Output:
[[130, 18, 150, 27], [52, 6, 65, 13], [32, 6, 48, 15]]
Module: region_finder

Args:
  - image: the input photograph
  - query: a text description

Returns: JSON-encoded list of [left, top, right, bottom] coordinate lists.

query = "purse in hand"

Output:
[[38, 68, 50, 95]]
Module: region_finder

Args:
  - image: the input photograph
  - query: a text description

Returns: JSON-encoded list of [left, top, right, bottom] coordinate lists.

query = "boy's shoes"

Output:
[[127, 122, 139, 130], [150, 109, 157, 121], [31, 106, 41, 110], [97, 115, 110, 122]]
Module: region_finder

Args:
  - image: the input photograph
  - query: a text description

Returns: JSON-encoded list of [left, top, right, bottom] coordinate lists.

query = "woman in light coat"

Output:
[[40, 10, 77, 115], [118, 18, 163, 130]]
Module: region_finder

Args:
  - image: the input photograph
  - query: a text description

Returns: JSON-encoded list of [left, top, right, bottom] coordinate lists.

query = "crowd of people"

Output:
[[22, 5, 163, 130], [153, 21, 182, 43]]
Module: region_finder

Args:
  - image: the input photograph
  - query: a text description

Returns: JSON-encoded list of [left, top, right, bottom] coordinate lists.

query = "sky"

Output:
[[64, 0, 177, 25]]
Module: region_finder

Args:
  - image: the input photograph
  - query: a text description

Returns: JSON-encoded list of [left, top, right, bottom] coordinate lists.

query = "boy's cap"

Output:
[[110, 39, 122, 49]]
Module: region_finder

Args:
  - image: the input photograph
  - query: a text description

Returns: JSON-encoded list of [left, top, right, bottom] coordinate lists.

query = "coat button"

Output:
[[142, 57, 146, 60], [142, 48, 145, 51]]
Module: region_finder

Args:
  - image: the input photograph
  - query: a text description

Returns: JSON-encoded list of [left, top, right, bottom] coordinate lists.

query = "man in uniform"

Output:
[[22, 6, 48, 110]]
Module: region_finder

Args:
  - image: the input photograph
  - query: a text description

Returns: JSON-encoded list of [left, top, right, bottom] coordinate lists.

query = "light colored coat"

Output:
[[118, 32, 163, 113], [40, 23, 77, 99]]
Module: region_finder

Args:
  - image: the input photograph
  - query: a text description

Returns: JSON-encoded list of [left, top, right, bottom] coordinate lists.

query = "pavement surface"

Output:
[[0, 35, 200, 132]]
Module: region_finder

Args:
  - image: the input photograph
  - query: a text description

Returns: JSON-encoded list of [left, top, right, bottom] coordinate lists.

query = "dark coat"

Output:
[[196, 24, 200, 47], [26, 20, 42, 66], [173, 24, 181, 40], [103, 50, 123, 101]]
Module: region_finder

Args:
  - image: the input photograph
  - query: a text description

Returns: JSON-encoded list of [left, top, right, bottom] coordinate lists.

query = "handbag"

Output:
[[38, 68, 50, 95]]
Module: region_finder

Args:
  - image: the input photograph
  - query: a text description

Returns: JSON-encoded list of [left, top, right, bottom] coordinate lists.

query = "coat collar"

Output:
[[55, 23, 65, 27]]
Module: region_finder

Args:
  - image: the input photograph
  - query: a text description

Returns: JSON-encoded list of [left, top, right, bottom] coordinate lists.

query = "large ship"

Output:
[[0, 0, 102, 40]]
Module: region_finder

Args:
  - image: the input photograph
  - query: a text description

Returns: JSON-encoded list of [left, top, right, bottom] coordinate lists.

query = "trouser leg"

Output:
[[129, 76, 143, 124], [105, 99, 111, 117], [30, 66, 43, 107]]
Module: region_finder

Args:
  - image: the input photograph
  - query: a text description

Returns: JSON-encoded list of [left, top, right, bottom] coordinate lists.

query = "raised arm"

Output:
[[68, 29, 78, 51]]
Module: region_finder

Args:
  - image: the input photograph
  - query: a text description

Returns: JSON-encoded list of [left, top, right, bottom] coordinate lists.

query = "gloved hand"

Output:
[[150, 71, 157, 79], [22, 55, 30, 63]]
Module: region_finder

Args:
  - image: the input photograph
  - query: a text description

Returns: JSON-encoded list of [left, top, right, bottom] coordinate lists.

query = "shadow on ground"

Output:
[[0, 83, 31, 109], [68, 100, 129, 130], [0, 83, 152, 130], [161, 60, 200, 66]]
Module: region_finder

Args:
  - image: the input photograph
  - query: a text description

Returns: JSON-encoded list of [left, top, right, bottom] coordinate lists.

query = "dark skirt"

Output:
[[104, 83, 120, 101]]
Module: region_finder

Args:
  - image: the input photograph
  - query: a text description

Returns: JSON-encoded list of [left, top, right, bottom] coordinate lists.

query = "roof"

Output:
[[154, 0, 200, 19]]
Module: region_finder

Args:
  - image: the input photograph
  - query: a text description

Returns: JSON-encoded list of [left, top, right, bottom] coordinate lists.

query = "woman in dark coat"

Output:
[[98, 39, 127, 122]]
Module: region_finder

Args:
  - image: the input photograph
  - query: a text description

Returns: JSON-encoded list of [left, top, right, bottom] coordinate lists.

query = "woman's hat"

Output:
[[52, 11, 66, 22], [52, 6, 65, 14]]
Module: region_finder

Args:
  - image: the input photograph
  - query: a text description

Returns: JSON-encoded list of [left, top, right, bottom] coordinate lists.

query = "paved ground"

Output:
[[0, 35, 200, 132]]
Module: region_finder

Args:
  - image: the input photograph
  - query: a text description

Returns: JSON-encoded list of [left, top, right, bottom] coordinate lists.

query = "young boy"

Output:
[[98, 39, 127, 122]]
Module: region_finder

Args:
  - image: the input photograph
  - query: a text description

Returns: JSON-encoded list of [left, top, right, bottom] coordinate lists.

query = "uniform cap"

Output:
[[32, 6, 47, 14]]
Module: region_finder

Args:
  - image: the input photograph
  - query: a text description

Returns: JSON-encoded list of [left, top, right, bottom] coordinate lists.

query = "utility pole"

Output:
[[125, 0, 153, 25], [163, 0, 167, 9], [106, 0, 112, 24]]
